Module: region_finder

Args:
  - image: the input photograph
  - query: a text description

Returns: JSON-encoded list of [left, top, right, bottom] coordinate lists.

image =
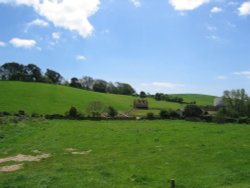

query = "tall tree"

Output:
[[45, 69, 63, 84]]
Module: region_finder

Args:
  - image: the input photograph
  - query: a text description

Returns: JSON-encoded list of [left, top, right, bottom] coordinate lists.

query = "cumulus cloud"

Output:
[[0, 41, 6, 47], [210, 7, 223, 13], [0, 0, 100, 38], [239, 2, 250, 16], [234, 71, 250, 79], [131, 0, 141, 7], [76, 55, 87, 61], [169, 0, 210, 11], [9, 38, 36, 48], [52, 32, 60, 40]]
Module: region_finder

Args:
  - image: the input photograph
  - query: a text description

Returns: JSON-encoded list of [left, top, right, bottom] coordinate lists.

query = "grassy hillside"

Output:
[[0, 81, 183, 115], [1, 120, 250, 187], [173, 94, 216, 106]]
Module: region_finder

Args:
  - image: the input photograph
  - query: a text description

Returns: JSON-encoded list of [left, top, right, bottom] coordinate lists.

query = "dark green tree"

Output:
[[45, 69, 63, 84]]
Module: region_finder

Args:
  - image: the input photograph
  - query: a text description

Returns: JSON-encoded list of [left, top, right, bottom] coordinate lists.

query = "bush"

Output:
[[18, 110, 26, 116], [45, 114, 65, 119], [159, 110, 170, 119], [106, 106, 118, 118], [31, 113, 40, 118], [68, 107, 78, 118], [146, 112, 155, 120], [238, 117, 249, 124], [183, 105, 203, 117]]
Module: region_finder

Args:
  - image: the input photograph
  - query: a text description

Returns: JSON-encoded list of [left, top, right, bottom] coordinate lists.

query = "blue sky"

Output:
[[0, 0, 250, 96]]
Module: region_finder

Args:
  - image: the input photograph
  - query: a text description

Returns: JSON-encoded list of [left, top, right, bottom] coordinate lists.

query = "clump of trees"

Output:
[[154, 93, 184, 103], [214, 89, 250, 123]]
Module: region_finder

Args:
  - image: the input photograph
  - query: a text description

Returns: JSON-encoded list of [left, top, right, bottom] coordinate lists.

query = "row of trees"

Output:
[[68, 77, 135, 95], [154, 93, 185, 103], [0, 62, 136, 96], [0, 62, 63, 84]]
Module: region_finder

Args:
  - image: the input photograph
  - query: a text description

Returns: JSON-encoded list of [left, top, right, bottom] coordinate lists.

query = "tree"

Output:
[[106, 106, 118, 117], [116, 82, 135, 95], [69, 77, 81, 88], [93, 80, 107, 93], [25, 64, 43, 82], [106, 82, 118, 94], [81, 76, 94, 90], [140, 91, 146, 98], [222, 89, 249, 117], [45, 69, 63, 84], [86, 101, 105, 118], [0, 62, 26, 81], [68, 106, 78, 118], [183, 104, 203, 117]]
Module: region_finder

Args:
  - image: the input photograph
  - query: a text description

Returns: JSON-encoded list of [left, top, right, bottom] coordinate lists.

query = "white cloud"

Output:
[[28, 18, 48, 27], [207, 25, 217, 31], [0, 41, 6, 47], [211, 7, 223, 13], [239, 2, 250, 16], [9, 38, 36, 48], [131, 0, 141, 7], [52, 32, 60, 40], [0, 0, 100, 38], [206, 35, 220, 41], [141, 82, 184, 93], [216, 75, 228, 80], [234, 71, 250, 79], [76, 55, 87, 61], [169, 0, 210, 11]]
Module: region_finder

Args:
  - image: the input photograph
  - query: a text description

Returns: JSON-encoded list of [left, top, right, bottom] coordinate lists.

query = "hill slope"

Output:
[[0, 82, 181, 115], [0, 82, 215, 115], [173, 94, 216, 106]]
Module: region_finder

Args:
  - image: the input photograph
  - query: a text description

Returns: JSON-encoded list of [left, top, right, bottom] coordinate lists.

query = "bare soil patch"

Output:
[[0, 153, 50, 163], [0, 164, 23, 172]]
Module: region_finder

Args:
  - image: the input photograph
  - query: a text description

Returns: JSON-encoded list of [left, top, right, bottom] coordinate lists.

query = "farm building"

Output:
[[133, 99, 148, 109]]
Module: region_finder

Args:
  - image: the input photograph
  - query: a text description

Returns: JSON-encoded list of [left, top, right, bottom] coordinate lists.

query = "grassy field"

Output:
[[1, 120, 250, 187], [0, 81, 215, 116], [173, 94, 216, 106]]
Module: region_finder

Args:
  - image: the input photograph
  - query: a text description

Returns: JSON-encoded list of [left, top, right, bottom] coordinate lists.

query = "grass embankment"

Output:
[[0, 120, 250, 187]]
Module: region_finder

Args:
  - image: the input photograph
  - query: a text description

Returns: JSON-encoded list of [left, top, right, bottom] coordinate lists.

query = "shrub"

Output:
[[68, 107, 78, 118], [18, 110, 26, 116], [106, 106, 117, 118], [159, 110, 169, 119], [31, 113, 40, 118], [183, 105, 203, 117], [238, 117, 249, 124], [146, 112, 155, 120]]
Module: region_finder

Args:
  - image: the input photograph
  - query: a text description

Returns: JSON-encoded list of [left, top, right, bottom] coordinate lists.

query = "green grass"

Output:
[[1, 120, 250, 187], [173, 94, 216, 106]]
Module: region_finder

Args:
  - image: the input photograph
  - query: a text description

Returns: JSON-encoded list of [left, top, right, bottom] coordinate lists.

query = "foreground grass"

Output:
[[1, 120, 250, 187]]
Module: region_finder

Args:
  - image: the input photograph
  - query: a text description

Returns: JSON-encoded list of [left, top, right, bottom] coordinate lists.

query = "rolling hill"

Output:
[[0, 81, 215, 115]]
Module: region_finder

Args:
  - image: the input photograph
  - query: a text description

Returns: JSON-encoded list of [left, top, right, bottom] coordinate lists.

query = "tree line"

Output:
[[0, 62, 136, 96]]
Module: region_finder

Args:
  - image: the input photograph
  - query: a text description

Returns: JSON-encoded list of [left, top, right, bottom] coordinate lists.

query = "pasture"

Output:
[[1, 120, 250, 187]]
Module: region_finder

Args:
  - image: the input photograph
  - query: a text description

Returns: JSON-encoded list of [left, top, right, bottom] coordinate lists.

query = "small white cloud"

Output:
[[9, 38, 36, 48], [28, 18, 48, 27], [211, 7, 223, 13], [216, 76, 228, 80], [234, 71, 250, 79], [76, 55, 87, 61], [131, 0, 141, 7], [0, 41, 6, 47], [206, 35, 220, 41], [207, 25, 217, 31], [52, 32, 60, 40], [141, 82, 184, 93], [239, 2, 250, 16], [169, 0, 210, 11]]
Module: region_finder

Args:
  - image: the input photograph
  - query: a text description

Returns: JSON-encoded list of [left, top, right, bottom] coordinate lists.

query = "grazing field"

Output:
[[0, 81, 184, 115], [1, 120, 250, 187], [172, 94, 216, 106]]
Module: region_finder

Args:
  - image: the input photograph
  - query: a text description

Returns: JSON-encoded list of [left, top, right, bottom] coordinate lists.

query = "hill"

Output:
[[0, 82, 215, 115], [173, 94, 216, 106]]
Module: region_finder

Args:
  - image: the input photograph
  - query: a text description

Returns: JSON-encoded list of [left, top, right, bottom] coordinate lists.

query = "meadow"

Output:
[[0, 81, 215, 117], [1, 120, 250, 188]]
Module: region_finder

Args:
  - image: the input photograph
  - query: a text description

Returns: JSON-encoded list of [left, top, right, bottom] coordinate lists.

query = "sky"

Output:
[[0, 0, 250, 96]]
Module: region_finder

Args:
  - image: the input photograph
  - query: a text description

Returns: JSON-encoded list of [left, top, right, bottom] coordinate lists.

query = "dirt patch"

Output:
[[65, 148, 92, 155], [0, 154, 50, 163], [71, 150, 92, 155], [0, 164, 23, 172]]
